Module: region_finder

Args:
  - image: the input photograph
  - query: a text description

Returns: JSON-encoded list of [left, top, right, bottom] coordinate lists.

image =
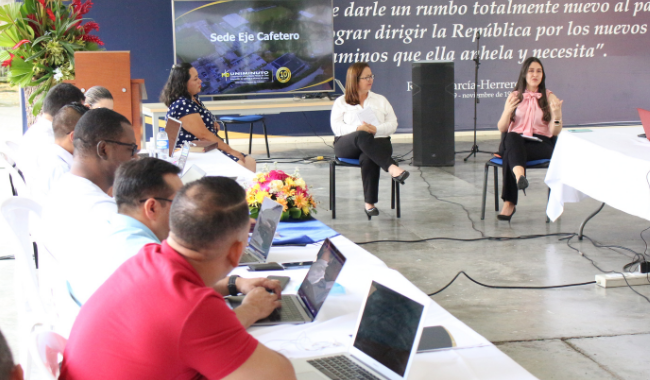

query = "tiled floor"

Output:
[[1, 103, 649, 379]]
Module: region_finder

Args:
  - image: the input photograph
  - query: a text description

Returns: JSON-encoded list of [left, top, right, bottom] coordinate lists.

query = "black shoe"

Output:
[[497, 207, 516, 222], [392, 170, 410, 184], [517, 176, 529, 196], [365, 207, 379, 220]]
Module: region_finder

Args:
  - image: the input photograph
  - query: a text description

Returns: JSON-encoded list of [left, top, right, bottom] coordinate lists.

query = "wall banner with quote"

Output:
[[332, 0, 650, 132]]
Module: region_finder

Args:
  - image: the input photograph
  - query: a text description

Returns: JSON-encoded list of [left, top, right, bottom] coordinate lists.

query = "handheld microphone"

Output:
[[476, 31, 481, 39]]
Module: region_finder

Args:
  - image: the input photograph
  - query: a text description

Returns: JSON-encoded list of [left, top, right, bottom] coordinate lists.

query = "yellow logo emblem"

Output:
[[276, 67, 291, 83]]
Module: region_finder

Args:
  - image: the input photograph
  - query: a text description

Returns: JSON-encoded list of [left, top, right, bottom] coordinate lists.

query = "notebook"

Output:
[[238, 197, 283, 265], [291, 279, 429, 380], [232, 238, 347, 326]]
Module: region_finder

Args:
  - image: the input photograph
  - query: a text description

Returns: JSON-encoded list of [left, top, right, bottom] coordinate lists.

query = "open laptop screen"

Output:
[[352, 281, 424, 377], [249, 198, 283, 255], [297, 239, 346, 317]]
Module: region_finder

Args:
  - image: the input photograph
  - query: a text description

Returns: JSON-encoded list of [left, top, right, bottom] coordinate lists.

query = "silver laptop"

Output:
[[180, 164, 206, 185], [247, 238, 346, 326], [238, 197, 283, 265], [176, 141, 191, 171], [292, 279, 430, 380]]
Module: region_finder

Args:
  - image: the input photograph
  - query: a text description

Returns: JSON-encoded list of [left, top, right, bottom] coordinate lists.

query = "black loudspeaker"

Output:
[[412, 62, 455, 166]]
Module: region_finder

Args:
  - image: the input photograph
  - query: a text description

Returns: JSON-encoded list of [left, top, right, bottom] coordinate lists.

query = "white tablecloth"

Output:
[[545, 127, 650, 222], [189, 156, 538, 379], [174, 148, 256, 188]]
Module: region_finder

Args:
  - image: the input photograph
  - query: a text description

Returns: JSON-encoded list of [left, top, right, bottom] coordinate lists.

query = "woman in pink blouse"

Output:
[[496, 57, 564, 221]]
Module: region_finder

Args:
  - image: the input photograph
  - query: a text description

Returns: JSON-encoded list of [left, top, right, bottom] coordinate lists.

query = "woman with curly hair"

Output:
[[160, 63, 255, 171]]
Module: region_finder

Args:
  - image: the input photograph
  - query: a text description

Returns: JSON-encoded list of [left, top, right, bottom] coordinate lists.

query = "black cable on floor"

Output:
[[301, 112, 334, 150], [427, 270, 596, 296], [566, 234, 650, 304], [356, 232, 574, 245], [417, 166, 486, 238]]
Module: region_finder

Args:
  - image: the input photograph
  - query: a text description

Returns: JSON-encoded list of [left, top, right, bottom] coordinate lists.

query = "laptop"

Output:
[[165, 117, 183, 157], [238, 197, 283, 265], [292, 279, 430, 380], [175, 141, 191, 171], [180, 164, 206, 185], [234, 238, 347, 326], [637, 108, 650, 140]]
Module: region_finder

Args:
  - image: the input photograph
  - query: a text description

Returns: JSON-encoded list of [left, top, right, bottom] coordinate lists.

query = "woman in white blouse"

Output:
[[330, 62, 409, 220]]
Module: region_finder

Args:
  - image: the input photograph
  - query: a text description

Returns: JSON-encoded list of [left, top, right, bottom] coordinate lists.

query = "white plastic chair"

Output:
[[0, 149, 27, 196], [30, 330, 67, 380], [1, 197, 47, 379]]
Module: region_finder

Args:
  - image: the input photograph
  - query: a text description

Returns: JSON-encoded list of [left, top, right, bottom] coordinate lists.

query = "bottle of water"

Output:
[[156, 127, 169, 160]]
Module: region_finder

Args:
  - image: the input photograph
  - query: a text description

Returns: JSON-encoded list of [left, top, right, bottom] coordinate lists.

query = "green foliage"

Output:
[[0, 0, 104, 115]]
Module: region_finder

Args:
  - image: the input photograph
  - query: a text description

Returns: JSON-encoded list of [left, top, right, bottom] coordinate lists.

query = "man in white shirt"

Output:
[[29, 103, 89, 203], [77, 157, 184, 304], [17, 83, 85, 177], [40, 108, 138, 334]]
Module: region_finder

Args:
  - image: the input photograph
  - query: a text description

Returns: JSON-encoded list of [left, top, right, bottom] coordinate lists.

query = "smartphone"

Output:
[[417, 326, 456, 353], [267, 275, 291, 291], [247, 262, 284, 271], [281, 261, 314, 268]]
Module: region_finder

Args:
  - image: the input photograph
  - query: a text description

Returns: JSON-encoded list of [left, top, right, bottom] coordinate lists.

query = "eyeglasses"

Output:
[[104, 140, 139, 156], [359, 74, 375, 81], [139, 197, 174, 204]]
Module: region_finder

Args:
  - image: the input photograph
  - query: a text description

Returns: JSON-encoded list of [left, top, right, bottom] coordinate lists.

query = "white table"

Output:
[[187, 155, 538, 379], [545, 127, 650, 229], [229, 236, 536, 379]]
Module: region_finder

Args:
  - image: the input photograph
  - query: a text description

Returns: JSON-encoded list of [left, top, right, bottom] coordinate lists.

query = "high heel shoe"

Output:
[[392, 170, 410, 184], [496, 207, 516, 222], [365, 207, 379, 220], [517, 176, 529, 196]]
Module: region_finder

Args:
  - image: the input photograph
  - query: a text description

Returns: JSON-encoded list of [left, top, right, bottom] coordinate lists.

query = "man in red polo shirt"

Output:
[[60, 177, 296, 380]]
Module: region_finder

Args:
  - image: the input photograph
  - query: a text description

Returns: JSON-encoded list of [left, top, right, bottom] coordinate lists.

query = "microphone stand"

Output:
[[464, 31, 487, 161]]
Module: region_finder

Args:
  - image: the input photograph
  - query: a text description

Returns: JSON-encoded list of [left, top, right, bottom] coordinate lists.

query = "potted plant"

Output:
[[247, 168, 317, 220], [0, 0, 103, 125]]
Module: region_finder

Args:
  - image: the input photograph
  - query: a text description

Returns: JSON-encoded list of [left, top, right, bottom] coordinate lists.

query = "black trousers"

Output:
[[334, 131, 395, 204], [500, 132, 556, 205]]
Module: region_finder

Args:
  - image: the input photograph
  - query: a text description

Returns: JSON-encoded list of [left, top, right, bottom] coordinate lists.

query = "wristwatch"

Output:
[[228, 275, 240, 296]]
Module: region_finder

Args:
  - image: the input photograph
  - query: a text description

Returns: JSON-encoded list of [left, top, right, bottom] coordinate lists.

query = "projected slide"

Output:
[[173, 0, 334, 96]]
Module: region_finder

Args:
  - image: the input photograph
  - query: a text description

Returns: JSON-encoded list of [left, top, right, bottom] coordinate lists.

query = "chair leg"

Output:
[[223, 123, 229, 145], [396, 182, 401, 218], [493, 166, 499, 211], [330, 161, 336, 219], [248, 123, 254, 155], [9, 173, 17, 196], [481, 164, 489, 220], [391, 180, 396, 210], [546, 187, 551, 223], [262, 120, 270, 158]]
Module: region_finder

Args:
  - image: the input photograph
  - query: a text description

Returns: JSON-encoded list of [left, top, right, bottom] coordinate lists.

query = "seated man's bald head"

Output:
[[170, 177, 249, 253]]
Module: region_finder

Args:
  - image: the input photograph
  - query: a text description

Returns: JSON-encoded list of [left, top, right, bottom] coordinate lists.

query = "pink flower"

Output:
[[267, 170, 289, 181], [259, 182, 271, 192]]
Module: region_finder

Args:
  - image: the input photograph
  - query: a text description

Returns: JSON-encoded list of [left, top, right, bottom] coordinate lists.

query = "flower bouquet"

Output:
[[247, 168, 317, 220], [0, 0, 103, 118]]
